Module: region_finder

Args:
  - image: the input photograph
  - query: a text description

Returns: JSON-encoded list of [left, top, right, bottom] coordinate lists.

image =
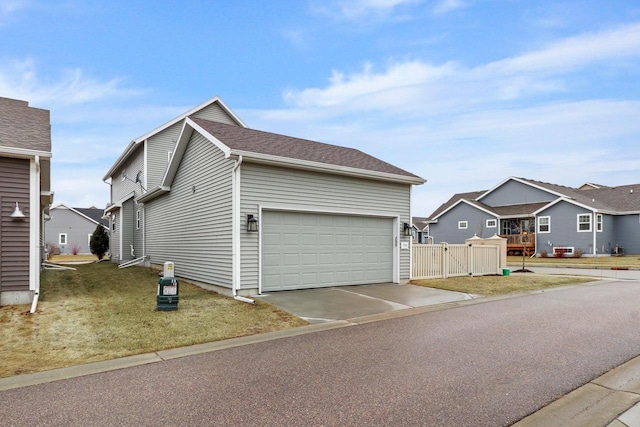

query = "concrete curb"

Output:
[[513, 356, 640, 426], [0, 321, 351, 392]]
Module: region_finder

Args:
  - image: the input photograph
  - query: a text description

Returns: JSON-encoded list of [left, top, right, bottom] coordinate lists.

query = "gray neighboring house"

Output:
[[0, 97, 54, 306], [103, 96, 425, 299], [411, 216, 431, 243], [45, 204, 109, 255], [427, 176, 640, 256]]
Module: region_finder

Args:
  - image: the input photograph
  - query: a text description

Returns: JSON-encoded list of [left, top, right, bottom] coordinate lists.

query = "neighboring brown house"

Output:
[[0, 97, 54, 307]]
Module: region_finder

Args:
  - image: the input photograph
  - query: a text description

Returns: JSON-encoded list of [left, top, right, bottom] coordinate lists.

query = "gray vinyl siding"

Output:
[[146, 122, 182, 190], [145, 132, 233, 287], [191, 103, 238, 125], [613, 214, 640, 255], [481, 180, 556, 206], [145, 104, 238, 190], [134, 207, 143, 257], [121, 199, 135, 261], [111, 145, 145, 202], [429, 203, 495, 244], [596, 214, 616, 255], [537, 201, 595, 254], [110, 209, 120, 262], [239, 163, 412, 291], [44, 208, 106, 254], [0, 157, 30, 292]]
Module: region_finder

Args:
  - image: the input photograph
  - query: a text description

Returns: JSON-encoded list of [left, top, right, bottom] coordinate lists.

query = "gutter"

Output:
[[231, 155, 255, 304]]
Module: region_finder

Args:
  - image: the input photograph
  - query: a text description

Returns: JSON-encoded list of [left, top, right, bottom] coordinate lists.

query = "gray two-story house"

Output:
[[103, 97, 425, 300], [45, 204, 109, 255], [428, 177, 640, 256], [0, 97, 54, 306]]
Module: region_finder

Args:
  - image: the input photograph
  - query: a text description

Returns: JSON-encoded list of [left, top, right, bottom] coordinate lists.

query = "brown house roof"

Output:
[[428, 190, 485, 219], [519, 178, 640, 212], [429, 177, 640, 220], [191, 117, 423, 180], [0, 97, 51, 152]]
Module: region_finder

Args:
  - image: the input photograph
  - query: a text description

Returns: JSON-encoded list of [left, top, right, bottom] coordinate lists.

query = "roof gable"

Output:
[[51, 204, 109, 228], [432, 198, 498, 221], [103, 97, 244, 181], [477, 177, 567, 204], [428, 190, 485, 219]]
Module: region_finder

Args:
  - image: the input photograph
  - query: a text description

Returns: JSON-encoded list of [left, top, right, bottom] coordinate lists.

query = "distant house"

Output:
[[0, 97, 54, 306], [45, 204, 109, 255], [103, 96, 425, 299], [411, 216, 431, 243], [427, 177, 640, 256]]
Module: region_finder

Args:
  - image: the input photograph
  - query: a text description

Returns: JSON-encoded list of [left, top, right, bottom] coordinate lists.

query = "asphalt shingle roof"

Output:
[[428, 177, 640, 220], [74, 208, 109, 227], [192, 117, 422, 179], [0, 97, 51, 152]]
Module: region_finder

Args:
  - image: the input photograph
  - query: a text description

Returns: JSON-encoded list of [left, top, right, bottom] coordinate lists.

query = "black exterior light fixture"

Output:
[[247, 214, 258, 232], [403, 222, 412, 237]]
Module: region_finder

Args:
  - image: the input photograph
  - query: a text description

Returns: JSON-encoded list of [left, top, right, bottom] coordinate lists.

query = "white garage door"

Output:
[[262, 211, 394, 291]]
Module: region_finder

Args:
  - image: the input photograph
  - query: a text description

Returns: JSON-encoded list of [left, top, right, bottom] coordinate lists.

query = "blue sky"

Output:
[[1, 0, 639, 216]]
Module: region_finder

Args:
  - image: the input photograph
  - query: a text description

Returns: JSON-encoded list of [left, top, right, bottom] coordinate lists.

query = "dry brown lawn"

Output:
[[412, 274, 593, 296], [0, 262, 307, 378], [508, 255, 640, 269]]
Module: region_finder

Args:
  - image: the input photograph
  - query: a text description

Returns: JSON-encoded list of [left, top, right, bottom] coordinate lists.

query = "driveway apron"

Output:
[[257, 283, 475, 323]]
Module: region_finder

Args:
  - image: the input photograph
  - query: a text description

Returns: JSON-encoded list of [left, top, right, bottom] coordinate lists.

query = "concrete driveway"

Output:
[[257, 283, 475, 323]]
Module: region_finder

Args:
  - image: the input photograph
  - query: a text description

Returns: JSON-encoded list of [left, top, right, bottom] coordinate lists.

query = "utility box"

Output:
[[157, 262, 179, 311]]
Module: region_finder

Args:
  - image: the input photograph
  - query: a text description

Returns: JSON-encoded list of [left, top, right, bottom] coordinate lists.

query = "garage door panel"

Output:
[[263, 254, 281, 266], [302, 233, 317, 245], [319, 253, 334, 264], [282, 253, 299, 266], [262, 211, 394, 291]]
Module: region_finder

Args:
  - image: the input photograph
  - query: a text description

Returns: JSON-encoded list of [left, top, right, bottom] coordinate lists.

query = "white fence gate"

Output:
[[411, 243, 501, 279]]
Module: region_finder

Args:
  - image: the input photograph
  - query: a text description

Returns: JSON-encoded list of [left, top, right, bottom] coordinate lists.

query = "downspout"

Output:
[[30, 155, 41, 314], [593, 211, 597, 256], [231, 155, 255, 304]]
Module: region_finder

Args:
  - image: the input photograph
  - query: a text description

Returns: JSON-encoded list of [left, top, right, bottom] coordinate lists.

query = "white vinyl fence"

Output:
[[412, 243, 501, 279]]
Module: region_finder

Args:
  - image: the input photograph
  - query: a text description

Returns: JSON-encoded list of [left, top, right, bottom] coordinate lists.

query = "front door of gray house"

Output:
[[261, 211, 393, 291]]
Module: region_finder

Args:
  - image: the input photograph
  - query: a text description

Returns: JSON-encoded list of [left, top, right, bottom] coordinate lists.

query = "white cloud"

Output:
[[245, 23, 640, 216], [0, 0, 31, 24], [433, 0, 467, 14], [314, 0, 423, 20], [0, 58, 142, 107], [281, 22, 640, 118], [486, 22, 640, 75], [0, 58, 189, 208], [284, 60, 458, 109]]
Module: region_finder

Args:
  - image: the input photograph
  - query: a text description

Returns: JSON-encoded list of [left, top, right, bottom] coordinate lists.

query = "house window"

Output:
[[88, 234, 92, 246], [136, 210, 141, 230], [538, 216, 550, 233], [554, 246, 574, 256], [458, 221, 468, 230], [112, 214, 117, 231], [59, 233, 67, 245], [597, 214, 603, 232], [486, 219, 497, 228], [577, 214, 592, 232]]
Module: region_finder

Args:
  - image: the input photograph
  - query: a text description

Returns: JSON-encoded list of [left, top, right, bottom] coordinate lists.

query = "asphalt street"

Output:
[[2, 279, 640, 426]]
